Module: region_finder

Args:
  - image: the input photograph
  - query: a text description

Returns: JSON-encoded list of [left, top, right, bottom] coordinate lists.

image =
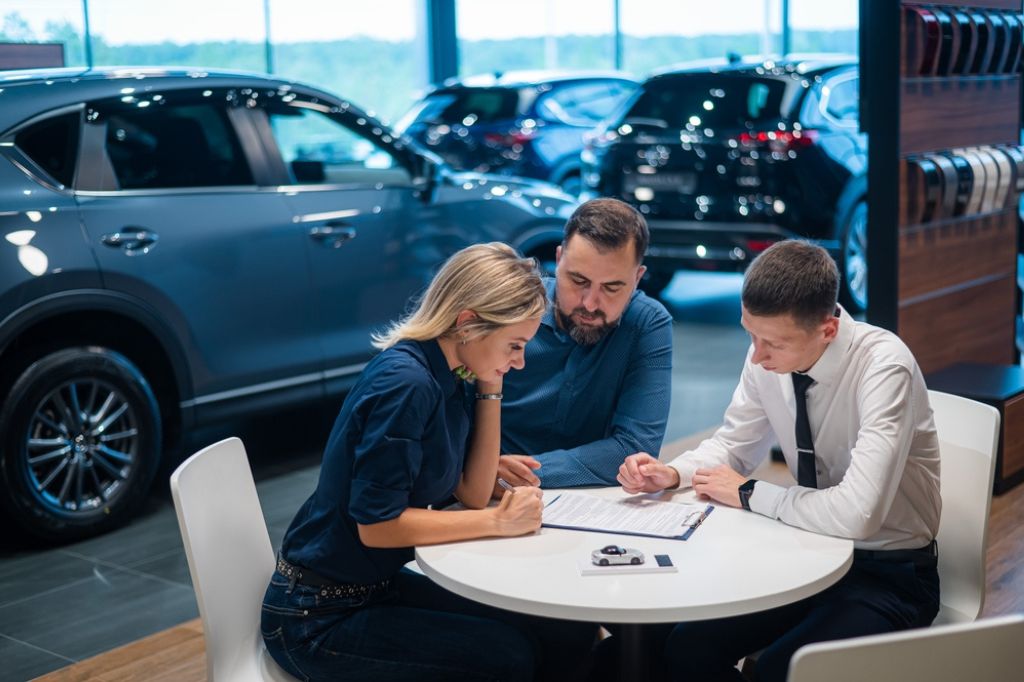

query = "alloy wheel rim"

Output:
[[24, 379, 139, 516], [845, 205, 868, 310]]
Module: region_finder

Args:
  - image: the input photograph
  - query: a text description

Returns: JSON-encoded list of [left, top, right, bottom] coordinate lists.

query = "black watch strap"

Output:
[[739, 478, 758, 511]]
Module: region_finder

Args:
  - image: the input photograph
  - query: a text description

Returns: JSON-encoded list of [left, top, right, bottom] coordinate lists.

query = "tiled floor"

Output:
[[0, 272, 749, 681]]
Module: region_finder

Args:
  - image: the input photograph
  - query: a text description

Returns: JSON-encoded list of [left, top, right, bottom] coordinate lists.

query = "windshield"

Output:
[[626, 74, 789, 130]]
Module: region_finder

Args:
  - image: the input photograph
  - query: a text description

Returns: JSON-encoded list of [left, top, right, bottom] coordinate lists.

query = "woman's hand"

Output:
[[492, 486, 543, 536]]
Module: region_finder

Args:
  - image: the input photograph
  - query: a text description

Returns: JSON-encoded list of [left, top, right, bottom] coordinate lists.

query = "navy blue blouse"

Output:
[[280, 339, 472, 585]]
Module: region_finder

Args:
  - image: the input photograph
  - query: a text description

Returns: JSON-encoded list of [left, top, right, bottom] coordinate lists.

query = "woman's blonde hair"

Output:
[[372, 242, 547, 350]]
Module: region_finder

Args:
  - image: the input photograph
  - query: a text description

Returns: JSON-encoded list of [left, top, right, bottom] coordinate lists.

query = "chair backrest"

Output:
[[170, 437, 295, 681], [927, 390, 1000, 624], [788, 614, 1024, 682]]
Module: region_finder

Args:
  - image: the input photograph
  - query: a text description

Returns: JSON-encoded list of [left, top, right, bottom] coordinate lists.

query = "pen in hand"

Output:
[[497, 477, 516, 495]]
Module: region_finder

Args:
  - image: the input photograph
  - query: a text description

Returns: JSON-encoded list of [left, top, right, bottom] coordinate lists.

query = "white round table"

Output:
[[416, 486, 853, 680]]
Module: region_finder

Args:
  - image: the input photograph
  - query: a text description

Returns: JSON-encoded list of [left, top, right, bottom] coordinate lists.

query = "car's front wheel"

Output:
[[0, 347, 163, 543], [839, 199, 868, 313]]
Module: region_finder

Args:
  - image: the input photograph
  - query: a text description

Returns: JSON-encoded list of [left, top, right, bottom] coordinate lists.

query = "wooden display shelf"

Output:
[[900, 77, 1021, 155], [899, 274, 1017, 373], [898, 210, 1016, 300]]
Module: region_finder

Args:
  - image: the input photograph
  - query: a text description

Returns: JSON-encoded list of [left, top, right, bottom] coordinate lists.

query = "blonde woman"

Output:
[[261, 243, 595, 681]]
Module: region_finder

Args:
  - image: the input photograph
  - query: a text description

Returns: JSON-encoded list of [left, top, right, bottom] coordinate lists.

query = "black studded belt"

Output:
[[276, 555, 391, 598]]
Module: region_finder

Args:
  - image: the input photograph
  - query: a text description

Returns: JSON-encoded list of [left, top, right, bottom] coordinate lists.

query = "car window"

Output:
[[536, 81, 636, 126], [403, 89, 519, 127], [14, 111, 80, 188], [267, 102, 412, 186], [823, 77, 859, 125], [626, 75, 788, 130], [95, 97, 253, 190]]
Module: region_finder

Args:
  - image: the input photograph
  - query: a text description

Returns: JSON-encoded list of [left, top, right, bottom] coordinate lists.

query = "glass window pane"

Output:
[[15, 111, 80, 187], [266, 98, 411, 186], [268, 0, 419, 125], [620, 0, 778, 76], [457, 0, 615, 75], [0, 0, 87, 65], [96, 94, 253, 189], [86, 0, 266, 72], [789, 0, 858, 54]]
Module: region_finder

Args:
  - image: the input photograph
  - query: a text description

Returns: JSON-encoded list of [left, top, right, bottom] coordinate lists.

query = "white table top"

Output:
[[415, 486, 853, 624]]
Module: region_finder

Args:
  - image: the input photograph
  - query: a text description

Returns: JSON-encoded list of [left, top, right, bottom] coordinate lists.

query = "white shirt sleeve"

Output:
[[669, 347, 776, 487], [749, 363, 917, 540]]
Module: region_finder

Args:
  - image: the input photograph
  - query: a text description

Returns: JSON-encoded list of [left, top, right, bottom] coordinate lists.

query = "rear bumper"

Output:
[[644, 219, 838, 272]]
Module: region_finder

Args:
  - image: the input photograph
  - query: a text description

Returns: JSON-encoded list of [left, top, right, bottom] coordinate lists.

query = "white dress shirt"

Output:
[[670, 308, 941, 550]]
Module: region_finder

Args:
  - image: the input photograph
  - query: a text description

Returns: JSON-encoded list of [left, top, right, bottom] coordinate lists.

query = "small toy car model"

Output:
[[591, 545, 645, 566]]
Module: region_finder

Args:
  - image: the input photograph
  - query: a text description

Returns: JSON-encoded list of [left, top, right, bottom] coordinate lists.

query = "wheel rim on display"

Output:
[[23, 379, 139, 518], [844, 203, 868, 310]]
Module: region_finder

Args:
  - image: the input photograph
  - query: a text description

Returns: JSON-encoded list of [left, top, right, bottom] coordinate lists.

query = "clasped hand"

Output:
[[618, 453, 746, 508]]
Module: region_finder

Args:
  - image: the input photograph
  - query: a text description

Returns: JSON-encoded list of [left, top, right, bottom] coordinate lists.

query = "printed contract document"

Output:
[[542, 492, 713, 540]]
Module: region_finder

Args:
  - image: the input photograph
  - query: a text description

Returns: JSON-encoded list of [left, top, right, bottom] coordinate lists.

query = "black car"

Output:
[[582, 56, 866, 309], [0, 66, 577, 542], [396, 71, 638, 196]]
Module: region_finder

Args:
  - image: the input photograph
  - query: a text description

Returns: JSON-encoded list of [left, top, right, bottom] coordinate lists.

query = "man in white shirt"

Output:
[[618, 240, 941, 682]]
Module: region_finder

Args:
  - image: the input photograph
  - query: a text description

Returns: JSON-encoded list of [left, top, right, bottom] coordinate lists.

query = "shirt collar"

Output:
[[417, 338, 458, 399], [802, 305, 855, 387]]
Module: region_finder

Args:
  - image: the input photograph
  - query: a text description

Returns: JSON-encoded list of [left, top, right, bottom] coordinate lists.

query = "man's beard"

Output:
[[555, 305, 618, 346]]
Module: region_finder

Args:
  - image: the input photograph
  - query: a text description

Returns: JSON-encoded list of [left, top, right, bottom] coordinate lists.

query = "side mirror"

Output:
[[413, 153, 442, 200], [291, 159, 325, 183]]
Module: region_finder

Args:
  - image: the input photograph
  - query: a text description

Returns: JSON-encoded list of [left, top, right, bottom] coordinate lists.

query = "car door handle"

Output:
[[101, 227, 159, 256], [309, 224, 357, 249]]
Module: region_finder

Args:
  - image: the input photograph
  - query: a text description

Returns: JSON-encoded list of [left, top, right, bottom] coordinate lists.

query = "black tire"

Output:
[[630, 557, 641, 565], [599, 558, 610, 566], [639, 269, 675, 298], [0, 347, 162, 543], [838, 199, 868, 313]]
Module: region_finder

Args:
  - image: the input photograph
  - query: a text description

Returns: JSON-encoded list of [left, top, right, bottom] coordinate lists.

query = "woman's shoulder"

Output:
[[363, 341, 441, 396]]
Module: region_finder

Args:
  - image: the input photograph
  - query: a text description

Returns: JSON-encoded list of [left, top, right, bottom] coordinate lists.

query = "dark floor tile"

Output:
[[61, 501, 185, 569], [257, 466, 319, 528], [0, 634, 74, 681], [127, 548, 193, 587], [0, 551, 98, 609], [0, 566, 197, 661]]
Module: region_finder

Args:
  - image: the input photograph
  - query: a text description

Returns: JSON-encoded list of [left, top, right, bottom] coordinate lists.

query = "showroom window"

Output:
[[96, 96, 254, 190], [266, 100, 412, 186], [86, 0, 265, 72], [620, 0, 775, 75], [268, 0, 420, 124], [0, 1, 87, 65], [457, 0, 616, 75], [788, 0, 857, 54], [15, 110, 81, 188]]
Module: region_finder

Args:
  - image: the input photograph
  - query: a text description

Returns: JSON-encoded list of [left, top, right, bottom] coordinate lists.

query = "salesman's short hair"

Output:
[[741, 240, 839, 328]]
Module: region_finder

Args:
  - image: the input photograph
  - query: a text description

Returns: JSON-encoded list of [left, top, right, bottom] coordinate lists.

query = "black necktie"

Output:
[[792, 372, 817, 488]]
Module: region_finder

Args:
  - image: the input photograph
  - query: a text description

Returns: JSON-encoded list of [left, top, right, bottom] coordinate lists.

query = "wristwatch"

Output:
[[738, 478, 758, 511]]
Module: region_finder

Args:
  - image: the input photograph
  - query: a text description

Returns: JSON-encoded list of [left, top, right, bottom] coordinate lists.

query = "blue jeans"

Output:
[[261, 568, 596, 682]]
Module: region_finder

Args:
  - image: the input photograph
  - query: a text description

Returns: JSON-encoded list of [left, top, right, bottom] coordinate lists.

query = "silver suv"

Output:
[[0, 67, 576, 542]]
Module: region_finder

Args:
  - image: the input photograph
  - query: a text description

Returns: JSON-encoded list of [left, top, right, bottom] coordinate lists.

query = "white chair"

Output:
[[170, 437, 298, 681], [928, 390, 1000, 624], [787, 614, 1024, 682]]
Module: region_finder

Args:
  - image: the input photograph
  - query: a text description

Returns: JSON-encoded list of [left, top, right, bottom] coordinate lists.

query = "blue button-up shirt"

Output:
[[500, 278, 673, 487], [280, 339, 471, 584]]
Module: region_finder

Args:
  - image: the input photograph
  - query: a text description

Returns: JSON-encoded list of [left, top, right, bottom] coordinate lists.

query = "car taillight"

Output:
[[484, 129, 537, 146], [736, 129, 818, 153]]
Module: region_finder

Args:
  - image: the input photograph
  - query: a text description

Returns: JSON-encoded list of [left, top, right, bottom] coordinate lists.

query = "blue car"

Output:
[[0, 66, 577, 542], [395, 71, 638, 196]]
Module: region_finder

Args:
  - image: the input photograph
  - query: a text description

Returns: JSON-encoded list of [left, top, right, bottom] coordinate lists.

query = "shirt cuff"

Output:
[[747, 480, 786, 519], [668, 458, 697, 488]]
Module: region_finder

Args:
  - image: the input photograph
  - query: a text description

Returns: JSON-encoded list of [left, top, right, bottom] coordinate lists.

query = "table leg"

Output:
[[617, 623, 649, 682]]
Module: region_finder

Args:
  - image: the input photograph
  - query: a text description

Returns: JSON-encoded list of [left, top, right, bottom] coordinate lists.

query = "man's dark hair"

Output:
[[741, 240, 840, 328], [563, 198, 648, 264]]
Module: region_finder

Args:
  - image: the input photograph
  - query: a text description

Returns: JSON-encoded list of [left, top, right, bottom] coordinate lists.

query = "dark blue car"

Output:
[[0, 66, 578, 542], [395, 71, 638, 196]]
